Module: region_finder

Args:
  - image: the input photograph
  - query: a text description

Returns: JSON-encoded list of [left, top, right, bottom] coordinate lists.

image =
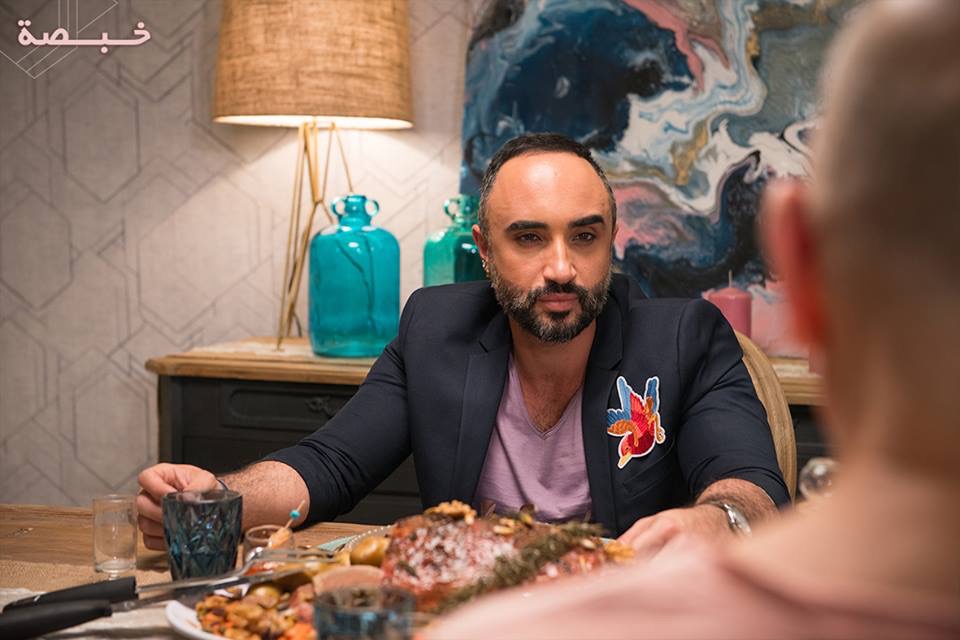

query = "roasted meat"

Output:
[[381, 501, 633, 612]]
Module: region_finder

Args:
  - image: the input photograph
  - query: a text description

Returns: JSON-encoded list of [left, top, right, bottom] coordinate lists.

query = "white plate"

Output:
[[165, 600, 220, 640], [342, 525, 392, 553]]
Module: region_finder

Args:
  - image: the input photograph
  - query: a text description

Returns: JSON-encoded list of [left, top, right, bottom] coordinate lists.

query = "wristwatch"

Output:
[[705, 501, 752, 536]]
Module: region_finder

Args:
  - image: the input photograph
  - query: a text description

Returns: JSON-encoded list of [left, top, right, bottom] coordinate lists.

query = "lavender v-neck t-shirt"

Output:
[[473, 356, 592, 522]]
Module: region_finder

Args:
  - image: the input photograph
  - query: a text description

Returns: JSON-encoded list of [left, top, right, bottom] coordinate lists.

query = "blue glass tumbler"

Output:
[[162, 490, 242, 580], [308, 194, 400, 357], [314, 586, 415, 639]]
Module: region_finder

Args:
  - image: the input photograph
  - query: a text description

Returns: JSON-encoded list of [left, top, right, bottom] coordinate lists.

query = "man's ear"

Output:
[[473, 224, 490, 262], [760, 180, 827, 349]]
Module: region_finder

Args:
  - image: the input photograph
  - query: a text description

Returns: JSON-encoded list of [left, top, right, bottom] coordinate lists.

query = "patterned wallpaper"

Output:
[[0, 0, 473, 505]]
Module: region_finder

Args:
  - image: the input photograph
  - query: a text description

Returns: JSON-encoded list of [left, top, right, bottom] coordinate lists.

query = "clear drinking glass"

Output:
[[799, 457, 838, 500], [92, 494, 137, 576], [243, 524, 295, 564]]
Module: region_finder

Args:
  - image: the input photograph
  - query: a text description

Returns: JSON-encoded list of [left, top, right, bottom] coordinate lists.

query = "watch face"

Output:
[[710, 501, 752, 536], [728, 506, 752, 535]]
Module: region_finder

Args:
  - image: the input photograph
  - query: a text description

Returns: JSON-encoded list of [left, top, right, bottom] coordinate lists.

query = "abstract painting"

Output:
[[461, 0, 857, 355]]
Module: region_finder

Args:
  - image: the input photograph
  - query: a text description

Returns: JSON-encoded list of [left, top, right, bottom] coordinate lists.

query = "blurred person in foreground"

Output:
[[427, 1, 960, 638]]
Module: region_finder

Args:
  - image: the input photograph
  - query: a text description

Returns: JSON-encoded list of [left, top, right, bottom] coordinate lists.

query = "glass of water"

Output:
[[798, 457, 838, 501], [93, 494, 137, 576]]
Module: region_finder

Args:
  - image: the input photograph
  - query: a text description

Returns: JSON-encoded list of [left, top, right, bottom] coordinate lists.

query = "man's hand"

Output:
[[137, 463, 219, 550], [137, 460, 311, 550], [618, 478, 778, 560], [617, 504, 729, 560]]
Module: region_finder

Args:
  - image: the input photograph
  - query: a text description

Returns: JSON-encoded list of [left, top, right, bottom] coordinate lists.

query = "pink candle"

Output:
[[706, 277, 752, 337]]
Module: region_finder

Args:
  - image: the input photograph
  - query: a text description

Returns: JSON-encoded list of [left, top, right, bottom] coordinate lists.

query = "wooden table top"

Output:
[[0, 503, 373, 591], [146, 336, 824, 405], [145, 337, 376, 386]]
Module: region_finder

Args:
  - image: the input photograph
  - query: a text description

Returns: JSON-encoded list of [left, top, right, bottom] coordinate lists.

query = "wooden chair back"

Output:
[[735, 332, 797, 499]]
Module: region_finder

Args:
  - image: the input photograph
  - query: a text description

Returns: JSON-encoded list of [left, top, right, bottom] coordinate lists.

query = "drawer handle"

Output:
[[305, 397, 337, 418]]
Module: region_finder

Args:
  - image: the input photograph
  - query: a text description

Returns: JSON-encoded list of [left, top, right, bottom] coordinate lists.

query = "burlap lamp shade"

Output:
[[213, 0, 413, 129]]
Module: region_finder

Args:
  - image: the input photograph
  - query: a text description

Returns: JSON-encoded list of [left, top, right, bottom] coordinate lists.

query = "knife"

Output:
[[1, 567, 303, 612], [0, 567, 305, 639], [2, 546, 334, 612]]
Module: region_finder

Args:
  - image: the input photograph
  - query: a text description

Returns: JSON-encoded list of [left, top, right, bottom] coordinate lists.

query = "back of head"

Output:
[[815, 0, 960, 310], [812, 0, 960, 466]]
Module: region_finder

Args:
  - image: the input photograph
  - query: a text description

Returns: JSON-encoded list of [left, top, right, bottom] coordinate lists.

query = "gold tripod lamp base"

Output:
[[275, 121, 356, 350]]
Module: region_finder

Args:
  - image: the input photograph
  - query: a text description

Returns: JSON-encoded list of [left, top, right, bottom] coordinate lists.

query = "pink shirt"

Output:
[[428, 536, 960, 640], [473, 356, 592, 522]]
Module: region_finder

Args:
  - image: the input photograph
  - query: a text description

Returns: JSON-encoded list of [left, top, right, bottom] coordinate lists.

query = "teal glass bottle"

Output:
[[423, 195, 485, 286], [308, 194, 399, 357]]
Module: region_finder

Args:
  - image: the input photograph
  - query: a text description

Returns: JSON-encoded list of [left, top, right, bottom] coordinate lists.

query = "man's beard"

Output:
[[488, 262, 612, 343]]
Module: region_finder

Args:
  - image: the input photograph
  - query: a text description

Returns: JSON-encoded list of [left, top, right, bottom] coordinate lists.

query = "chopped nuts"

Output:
[[425, 500, 478, 524], [493, 518, 521, 536]]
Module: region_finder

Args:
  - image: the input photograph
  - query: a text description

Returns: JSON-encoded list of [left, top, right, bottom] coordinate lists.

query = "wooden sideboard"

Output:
[[146, 337, 825, 523]]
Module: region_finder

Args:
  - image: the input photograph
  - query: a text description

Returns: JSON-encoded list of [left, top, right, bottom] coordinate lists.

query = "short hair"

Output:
[[477, 133, 617, 237]]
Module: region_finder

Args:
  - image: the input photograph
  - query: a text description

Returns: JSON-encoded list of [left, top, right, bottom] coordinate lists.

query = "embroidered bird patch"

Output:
[[606, 376, 666, 469]]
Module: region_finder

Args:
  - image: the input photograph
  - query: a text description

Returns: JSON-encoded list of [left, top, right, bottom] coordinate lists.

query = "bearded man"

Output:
[[136, 133, 788, 551], [426, 3, 960, 637]]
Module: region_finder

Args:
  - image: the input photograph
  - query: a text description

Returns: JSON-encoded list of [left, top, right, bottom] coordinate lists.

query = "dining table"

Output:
[[0, 503, 374, 638]]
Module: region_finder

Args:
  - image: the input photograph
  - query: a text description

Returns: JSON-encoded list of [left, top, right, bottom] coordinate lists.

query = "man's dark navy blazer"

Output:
[[269, 274, 789, 537]]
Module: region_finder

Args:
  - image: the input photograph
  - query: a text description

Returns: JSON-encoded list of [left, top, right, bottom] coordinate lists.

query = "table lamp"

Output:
[[212, 0, 412, 348]]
